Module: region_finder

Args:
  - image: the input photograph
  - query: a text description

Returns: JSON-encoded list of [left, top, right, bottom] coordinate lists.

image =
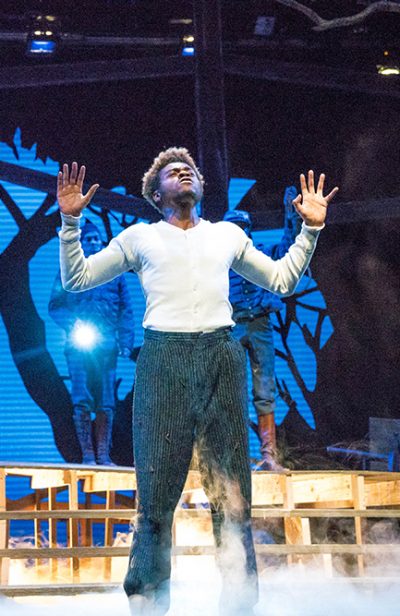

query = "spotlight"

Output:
[[26, 15, 59, 56], [182, 34, 195, 57], [377, 65, 400, 76], [377, 50, 400, 76], [70, 321, 100, 350]]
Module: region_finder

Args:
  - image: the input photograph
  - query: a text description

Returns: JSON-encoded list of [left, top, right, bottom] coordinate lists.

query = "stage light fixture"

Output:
[[26, 15, 59, 56], [377, 65, 400, 76], [377, 50, 400, 76], [182, 34, 195, 56], [254, 16, 276, 38]]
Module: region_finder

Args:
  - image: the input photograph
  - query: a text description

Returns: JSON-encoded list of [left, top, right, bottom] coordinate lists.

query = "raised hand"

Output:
[[57, 162, 99, 217], [292, 170, 338, 227]]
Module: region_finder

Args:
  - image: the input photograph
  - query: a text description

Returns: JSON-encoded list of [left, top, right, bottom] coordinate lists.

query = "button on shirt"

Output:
[[59, 215, 322, 333]]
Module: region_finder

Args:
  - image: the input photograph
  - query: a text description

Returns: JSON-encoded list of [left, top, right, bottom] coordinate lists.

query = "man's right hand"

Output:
[[57, 162, 99, 217]]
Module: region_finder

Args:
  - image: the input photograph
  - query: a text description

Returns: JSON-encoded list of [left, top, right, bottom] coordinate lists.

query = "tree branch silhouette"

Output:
[[273, 0, 400, 31]]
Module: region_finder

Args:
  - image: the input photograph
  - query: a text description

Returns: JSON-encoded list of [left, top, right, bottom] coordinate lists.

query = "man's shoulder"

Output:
[[209, 219, 244, 235], [114, 221, 153, 244]]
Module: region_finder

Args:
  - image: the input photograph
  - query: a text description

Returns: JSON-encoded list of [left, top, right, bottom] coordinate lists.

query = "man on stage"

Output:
[[57, 149, 337, 615]]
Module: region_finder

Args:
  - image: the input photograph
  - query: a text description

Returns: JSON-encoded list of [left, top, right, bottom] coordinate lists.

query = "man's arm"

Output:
[[232, 223, 320, 296], [60, 214, 130, 291], [232, 171, 338, 296], [58, 163, 130, 291]]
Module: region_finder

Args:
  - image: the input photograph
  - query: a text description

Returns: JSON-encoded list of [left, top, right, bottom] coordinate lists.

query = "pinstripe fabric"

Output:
[[123, 328, 258, 613]]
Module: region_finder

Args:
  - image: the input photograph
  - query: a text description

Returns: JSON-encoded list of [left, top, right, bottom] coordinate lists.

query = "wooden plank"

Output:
[[83, 493, 93, 547], [0, 547, 130, 558], [0, 468, 9, 585], [2, 543, 400, 559], [33, 489, 45, 572], [67, 471, 80, 582], [251, 508, 400, 519], [82, 472, 136, 493], [0, 509, 137, 520], [6, 493, 36, 512], [281, 474, 296, 566], [364, 480, 400, 506], [31, 470, 68, 490], [255, 544, 400, 555], [0, 583, 120, 596], [352, 474, 366, 575], [251, 473, 285, 506], [103, 491, 115, 580], [2, 507, 400, 521], [2, 577, 400, 597], [48, 488, 58, 581], [291, 473, 353, 505]]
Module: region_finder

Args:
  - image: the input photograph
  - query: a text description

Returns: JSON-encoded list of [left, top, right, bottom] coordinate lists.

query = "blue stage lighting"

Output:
[[28, 40, 57, 54], [182, 35, 195, 57], [26, 15, 59, 56], [182, 46, 195, 56]]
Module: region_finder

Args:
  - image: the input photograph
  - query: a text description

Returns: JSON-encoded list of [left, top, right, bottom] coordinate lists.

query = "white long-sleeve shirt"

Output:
[[59, 214, 322, 332]]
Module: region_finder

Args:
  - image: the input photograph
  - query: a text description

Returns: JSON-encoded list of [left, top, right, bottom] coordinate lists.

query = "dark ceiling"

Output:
[[0, 1, 399, 224], [0, 1, 399, 72]]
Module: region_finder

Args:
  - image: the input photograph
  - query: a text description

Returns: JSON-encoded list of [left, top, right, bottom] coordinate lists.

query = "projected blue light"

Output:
[[0, 133, 334, 465], [182, 46, 195, 56], [28, 40, 56, 54]]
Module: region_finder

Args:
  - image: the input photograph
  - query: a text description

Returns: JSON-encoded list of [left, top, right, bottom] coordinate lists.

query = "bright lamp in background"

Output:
[[377, 50, 400, 76], [70, 321, 100, 350], [26, 15, 59, 56], [182, 34, 195, 56]]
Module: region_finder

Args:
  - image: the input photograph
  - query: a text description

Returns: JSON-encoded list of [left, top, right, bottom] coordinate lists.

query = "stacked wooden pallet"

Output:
[[1, 464, 400, 596]]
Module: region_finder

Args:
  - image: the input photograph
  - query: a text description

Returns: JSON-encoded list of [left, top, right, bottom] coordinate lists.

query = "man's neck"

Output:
[[162, 203, 200, 230]]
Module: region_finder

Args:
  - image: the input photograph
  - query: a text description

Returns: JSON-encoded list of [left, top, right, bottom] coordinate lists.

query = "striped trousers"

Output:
[[123, 328, 258, 614]]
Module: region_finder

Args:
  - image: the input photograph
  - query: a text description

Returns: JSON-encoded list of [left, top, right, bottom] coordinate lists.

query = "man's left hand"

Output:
[[293, 170, 338, 227], [119, 347, 131, 358]]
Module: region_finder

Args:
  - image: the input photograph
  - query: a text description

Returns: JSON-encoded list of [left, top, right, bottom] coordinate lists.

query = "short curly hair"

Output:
[[142, 147, 204, 212]]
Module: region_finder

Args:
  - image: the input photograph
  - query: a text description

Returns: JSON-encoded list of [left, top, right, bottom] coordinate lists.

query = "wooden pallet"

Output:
[[1, 463, 400, 595]]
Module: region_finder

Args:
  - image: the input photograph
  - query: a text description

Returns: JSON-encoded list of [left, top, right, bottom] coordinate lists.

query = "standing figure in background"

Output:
[[49, 220, 134, 465], [224, 186, 301, 471]]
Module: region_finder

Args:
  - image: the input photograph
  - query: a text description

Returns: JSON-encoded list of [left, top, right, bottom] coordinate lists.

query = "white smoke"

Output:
[[1, 558, 400, 616], [3, 479, 400, 615]]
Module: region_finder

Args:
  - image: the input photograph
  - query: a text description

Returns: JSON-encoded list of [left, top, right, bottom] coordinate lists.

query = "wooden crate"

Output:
[[1, 464, 400, 595]]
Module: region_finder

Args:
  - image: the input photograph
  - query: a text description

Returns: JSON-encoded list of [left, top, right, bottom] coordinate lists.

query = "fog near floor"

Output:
[[1, 560, 400, 616]]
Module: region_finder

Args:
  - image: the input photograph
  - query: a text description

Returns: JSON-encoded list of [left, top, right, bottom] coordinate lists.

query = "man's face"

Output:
[[154, 161, 203, 208], [81, 232, 102, 256]]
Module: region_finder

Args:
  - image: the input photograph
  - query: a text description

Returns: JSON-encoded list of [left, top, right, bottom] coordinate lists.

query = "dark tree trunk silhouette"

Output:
[[0, 191, 81, 461]]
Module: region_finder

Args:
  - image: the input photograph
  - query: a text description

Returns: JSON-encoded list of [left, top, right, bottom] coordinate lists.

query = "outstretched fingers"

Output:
[[83, 183, 100, 206], [292, 194, 302, 208], [57, 171, 63, 193], [77, 164, 86, 190], [308, 169, 315, 193], [300, 173, 307, 195], [70, 161, 78, 184], [316, 173, 325, 194], [300, 171, 315, 194], [62, 163, 69, 187], [325, 186, 339, 203]]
